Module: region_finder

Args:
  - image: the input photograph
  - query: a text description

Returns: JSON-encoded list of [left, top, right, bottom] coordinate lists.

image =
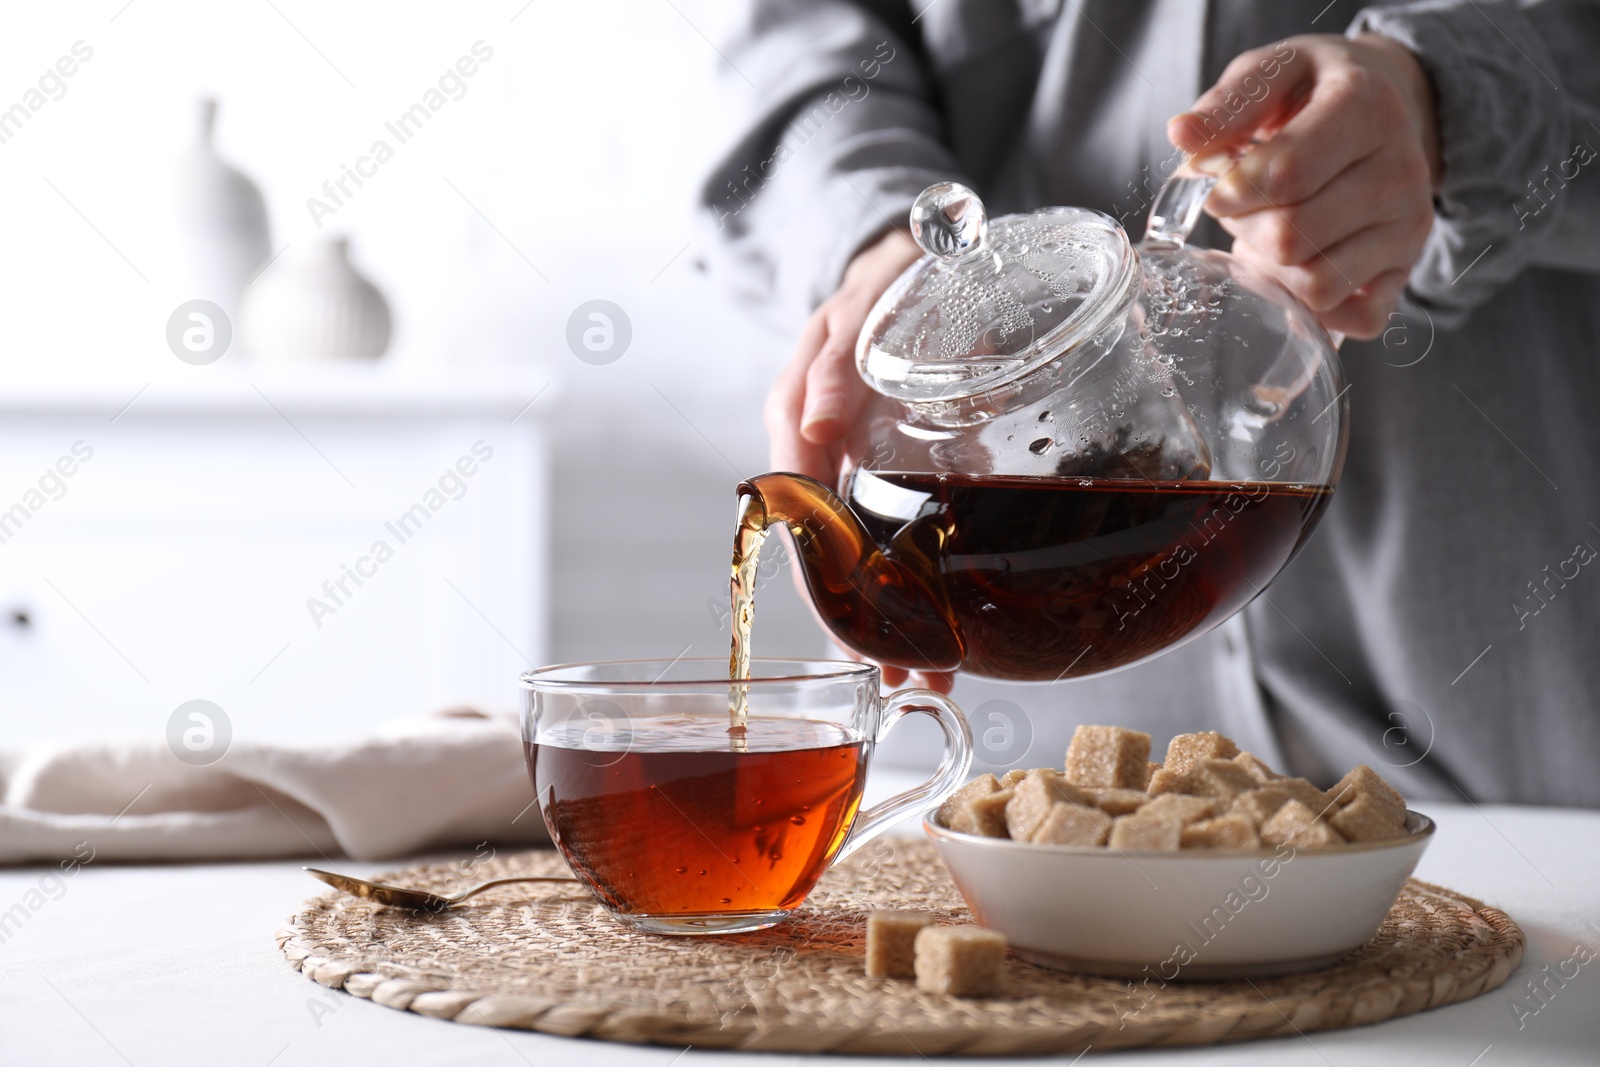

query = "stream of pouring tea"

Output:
[[726, 493, 768, 743]]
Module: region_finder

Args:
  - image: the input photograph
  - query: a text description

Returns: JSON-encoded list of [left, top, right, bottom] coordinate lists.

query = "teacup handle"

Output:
[[835, 688, 973, 861]]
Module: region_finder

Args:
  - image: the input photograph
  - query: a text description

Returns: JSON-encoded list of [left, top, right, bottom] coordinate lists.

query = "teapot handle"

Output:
[[1142, 153, 1237, 250], [1143, 151, 1346, 349]]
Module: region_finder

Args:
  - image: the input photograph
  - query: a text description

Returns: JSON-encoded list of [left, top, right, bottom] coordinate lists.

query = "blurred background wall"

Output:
[[0, 0, 1209, 769], [0, 0, 852, 747]]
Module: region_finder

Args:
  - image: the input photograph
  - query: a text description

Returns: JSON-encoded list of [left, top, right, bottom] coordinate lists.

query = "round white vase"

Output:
[[240, 235, 393, 362]]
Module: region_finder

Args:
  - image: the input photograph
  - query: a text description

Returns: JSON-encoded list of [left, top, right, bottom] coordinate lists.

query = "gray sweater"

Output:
[[700, 0, 1600, 807]]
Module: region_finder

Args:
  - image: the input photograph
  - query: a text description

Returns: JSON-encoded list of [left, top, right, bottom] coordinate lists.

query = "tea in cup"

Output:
[[522, 658, 972, 934]]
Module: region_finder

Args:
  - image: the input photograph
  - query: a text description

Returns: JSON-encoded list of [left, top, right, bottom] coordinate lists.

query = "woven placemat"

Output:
[[278, 839, 1522, 1055]]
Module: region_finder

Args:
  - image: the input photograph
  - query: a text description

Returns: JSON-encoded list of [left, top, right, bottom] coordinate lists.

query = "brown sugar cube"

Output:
[[1004, 779, 1053, 842], [866, 909, 936, 978], [1259, 799, 1346, 849], [1143, 761, 1162, 789], [1277, 777, 1339, 820], [1185, 759, 1260, 801], [1108, 814, 1183, 851], [1326, 764, 1406, 823], [1031, 802, 1113, 846], [1004, 770, 1091, 841], [1181, 813, 1262, 850], [1034, 767, 1093, 805], [1327, 791, 1409, 843], [1088, 788, 1149, 816], [1064, 725, 1151, 789], [1144, 766, 1195, 797], [1229, 787, 1291, 828], [937, 774, 1001, 833], [1139, 793, 1221, 824], [1230, 751, 1282, 783], [999, 768, 1030, 787], [1163, 731, 1240, 773], [967, 789, 1014, 838], [914, 925, 1007, 997]]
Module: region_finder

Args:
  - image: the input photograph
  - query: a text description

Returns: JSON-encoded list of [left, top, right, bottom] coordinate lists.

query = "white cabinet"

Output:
[[0, 369, 548, 745]]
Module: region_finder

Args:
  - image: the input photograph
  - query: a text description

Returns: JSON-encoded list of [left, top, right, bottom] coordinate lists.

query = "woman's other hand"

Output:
[[1168, 34, 1441, 340], [764, 226, 954, 692]]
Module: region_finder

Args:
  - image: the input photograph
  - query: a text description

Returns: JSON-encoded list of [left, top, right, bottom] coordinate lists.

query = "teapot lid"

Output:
[[857, 183, 1139, 403]]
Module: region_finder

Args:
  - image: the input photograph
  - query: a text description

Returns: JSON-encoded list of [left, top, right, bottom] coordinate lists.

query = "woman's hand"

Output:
[[1167, 33, 1441, 340], [765, 226, 921, 482], [764, 225, 955, 693]]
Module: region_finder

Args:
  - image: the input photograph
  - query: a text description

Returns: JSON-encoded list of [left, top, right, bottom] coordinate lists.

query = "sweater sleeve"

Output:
[[697, 0, 968, 327], [1352, 0, 1600, 328]]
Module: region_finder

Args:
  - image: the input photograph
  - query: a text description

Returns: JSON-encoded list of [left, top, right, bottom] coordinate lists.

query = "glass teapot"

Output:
[[738, 162, 1348, 681]]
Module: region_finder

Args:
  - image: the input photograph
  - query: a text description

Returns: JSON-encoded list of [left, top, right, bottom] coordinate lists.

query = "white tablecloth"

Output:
[[2, 801, 1596, 1066]]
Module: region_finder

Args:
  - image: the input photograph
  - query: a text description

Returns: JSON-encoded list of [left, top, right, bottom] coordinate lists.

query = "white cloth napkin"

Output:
[[0, 708, 550, 865]]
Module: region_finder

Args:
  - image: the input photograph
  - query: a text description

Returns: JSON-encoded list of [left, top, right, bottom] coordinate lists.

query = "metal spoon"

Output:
[[304, 867, 581, 912]]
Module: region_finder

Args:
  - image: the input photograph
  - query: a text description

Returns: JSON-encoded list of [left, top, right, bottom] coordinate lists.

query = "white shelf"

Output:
[[0, 363, 558, 418], [0, 371, 551, 742]]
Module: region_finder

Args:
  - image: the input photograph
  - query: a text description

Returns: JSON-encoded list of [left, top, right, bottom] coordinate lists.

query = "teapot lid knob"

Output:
[[910, 182, 987, 258]]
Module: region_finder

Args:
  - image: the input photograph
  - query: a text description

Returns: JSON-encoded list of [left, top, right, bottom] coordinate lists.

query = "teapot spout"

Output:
[[735, 472, 963, 673]]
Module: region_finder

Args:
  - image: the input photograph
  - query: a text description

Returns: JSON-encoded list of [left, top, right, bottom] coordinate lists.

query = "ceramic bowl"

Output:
[[925, 810, 1434, 979]]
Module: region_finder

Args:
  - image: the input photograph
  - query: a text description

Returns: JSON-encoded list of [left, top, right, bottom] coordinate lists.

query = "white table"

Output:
[[2, 802, 1596, 1066]]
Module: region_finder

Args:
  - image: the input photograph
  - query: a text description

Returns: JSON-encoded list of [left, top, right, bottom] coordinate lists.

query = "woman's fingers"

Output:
[[1207, 61, 1394, 218], [1319, 267, 1410, 340], [769, 431, 840, 486], [765, 308, 838, 481], [1241, 216, 1426, 312], [833, 641, 909, 688], [801, 229, 920, 442], [769, 226, 918, 469], [1168, 40, 1311, 157], [1215, 150, 1420, 266], [801, 314, 871, 443], [906, 670, 957, 694]]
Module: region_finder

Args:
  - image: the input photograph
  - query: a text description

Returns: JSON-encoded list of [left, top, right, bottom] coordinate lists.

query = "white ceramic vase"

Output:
[[174, 98, 271, 317], [240, 235, 393, 362]]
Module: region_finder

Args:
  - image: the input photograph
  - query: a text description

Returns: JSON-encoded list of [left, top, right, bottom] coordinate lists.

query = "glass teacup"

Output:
[[521, 657, 972, 935]]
